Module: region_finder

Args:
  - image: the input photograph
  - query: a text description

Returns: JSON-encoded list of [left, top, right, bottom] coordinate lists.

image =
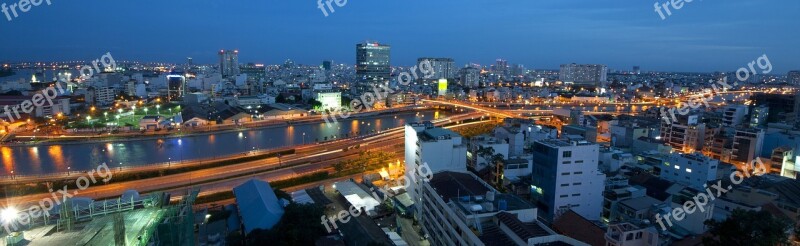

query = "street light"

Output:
[[1, 207, 19, 225]]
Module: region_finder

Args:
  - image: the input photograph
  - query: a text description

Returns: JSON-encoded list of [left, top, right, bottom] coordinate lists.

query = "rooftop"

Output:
[[536, 138, 594, 148]]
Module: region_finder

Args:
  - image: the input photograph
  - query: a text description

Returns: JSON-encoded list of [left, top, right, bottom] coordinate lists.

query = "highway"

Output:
[[0, 112, 486, 209]]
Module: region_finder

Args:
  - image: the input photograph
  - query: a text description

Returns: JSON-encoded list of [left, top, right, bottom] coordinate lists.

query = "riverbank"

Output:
[[1, 105, 429, 147]]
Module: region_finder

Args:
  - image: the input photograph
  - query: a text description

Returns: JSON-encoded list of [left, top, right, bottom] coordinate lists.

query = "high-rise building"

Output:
[[167, 74, 186, 101], [531, 139, 606, 222], [459, 66, 481, 88], [356, 41, 391, 90], [219, 50, 240, 78], [417, 57, 455, 79], [788, 70, 800, 84], [322, 60, 332, 71], [559, 63, 608, 88], [632, 66, 641, 75], [404, 122, 467, 201], [511, 64, 525, 77]]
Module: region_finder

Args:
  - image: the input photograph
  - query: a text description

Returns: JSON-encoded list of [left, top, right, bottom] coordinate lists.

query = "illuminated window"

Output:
[[675, 165, 680, 170], [686, 168, 692, 173]]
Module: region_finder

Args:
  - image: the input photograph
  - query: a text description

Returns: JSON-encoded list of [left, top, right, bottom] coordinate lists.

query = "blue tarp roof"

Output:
[[233, 179, 284, 234]]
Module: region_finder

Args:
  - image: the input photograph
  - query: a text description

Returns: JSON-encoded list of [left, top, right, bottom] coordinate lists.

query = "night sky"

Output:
[[1, 0, 798, 73]]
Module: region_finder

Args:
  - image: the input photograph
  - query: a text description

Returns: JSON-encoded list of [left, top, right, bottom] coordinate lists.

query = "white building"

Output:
[[658, 153, 719, 190], [469, 134, 509, 171], [93, 87, 116, 106], [559, 63, 608, 87], [315, 91, 341, 110], [404, 122, 467, 202], [531, 139, 606, 222], [722, 105, 749, 128], [35, 97, 70, 118]]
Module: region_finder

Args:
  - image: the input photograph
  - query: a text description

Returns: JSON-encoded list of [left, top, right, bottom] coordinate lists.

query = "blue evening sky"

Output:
[[0, 0, 798, 73]]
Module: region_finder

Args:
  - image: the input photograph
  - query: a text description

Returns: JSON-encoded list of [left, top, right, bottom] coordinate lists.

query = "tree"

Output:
[[276, 94, 287, 103], [703, 209, 791, 246], [246, 202, 326, 245], [308, 98, 322, 110]]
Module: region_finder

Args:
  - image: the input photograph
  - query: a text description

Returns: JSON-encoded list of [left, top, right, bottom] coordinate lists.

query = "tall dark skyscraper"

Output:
[[356, 41, 391, 90], [219, 50, 240, 78], [322, 60, 333, 71]]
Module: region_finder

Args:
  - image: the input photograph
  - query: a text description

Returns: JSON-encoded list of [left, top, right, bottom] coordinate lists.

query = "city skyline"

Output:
[[0, 1, 798, 73]]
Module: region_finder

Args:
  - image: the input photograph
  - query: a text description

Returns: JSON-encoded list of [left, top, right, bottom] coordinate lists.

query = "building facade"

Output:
[[356, 42, 391, 90], [219, 49, 240, 78], [531, 139, 607, 222], [559, 64, 608, 88]]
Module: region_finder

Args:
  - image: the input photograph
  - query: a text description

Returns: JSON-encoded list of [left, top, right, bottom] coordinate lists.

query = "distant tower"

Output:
[[322, 60, 333, 71], [633, 66, 641, 75], [218, 50, 240, 78], [356, 41, 391, 91]]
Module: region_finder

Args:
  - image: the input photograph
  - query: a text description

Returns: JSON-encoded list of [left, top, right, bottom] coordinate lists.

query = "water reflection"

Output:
[[1, 110, 445, 175]]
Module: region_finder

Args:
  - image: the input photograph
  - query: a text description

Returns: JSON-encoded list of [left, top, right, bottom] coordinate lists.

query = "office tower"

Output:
[[459, 66, 481, 88], [356, 41, 391, 90], [187, 57, 193, 67], [219, 50, 240, 78], [417, 57, 455, 79], [559, 63, 608, 88], [494, 59, 508, 74], [633, 66, 641, 75], [789, 71, 800, 85], [418, 171, 585, 246], [167, 74, 186, 101], [322, 60, 332, 71], [731, 128, 765, 166], [404, 122, 467, 201], [531, 139, 606, 222], [658, 153, 719, 190]]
